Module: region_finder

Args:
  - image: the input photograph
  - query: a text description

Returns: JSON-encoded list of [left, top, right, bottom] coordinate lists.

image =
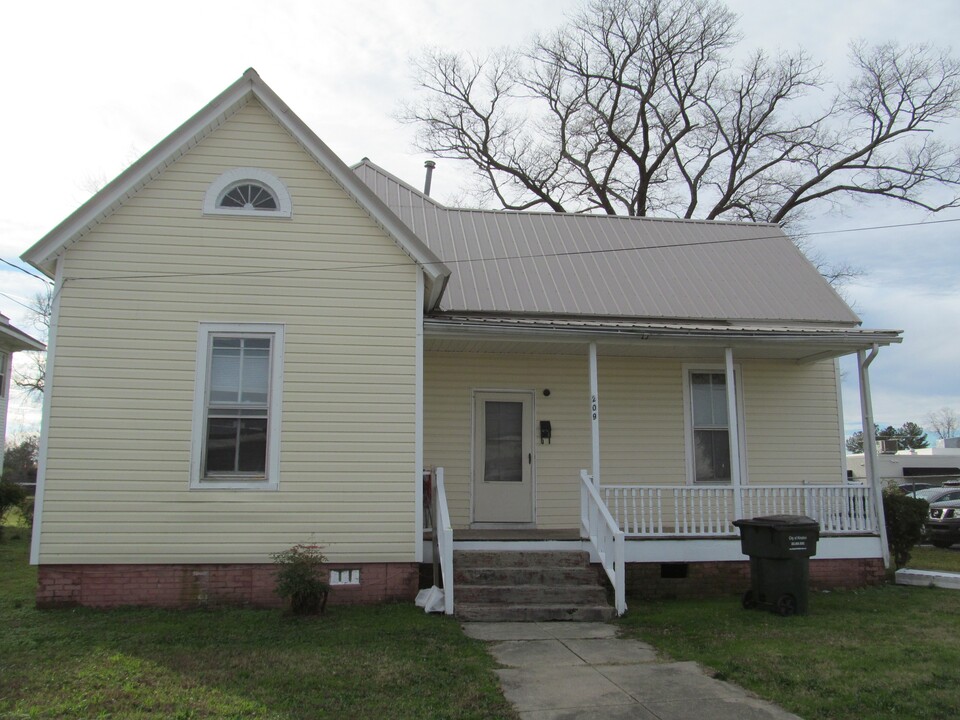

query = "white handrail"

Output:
[[581, 470, 626, 616], [433, 467, 454, 615]]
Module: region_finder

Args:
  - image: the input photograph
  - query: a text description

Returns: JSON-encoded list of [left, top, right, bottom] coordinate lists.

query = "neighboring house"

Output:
[[0, 312, 44, 452], [22, 70, 901, 613], [848, 447, 960, 487]]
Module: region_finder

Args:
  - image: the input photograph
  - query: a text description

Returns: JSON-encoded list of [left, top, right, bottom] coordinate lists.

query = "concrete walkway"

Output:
[[462, 622, 802, 720], [895, 567, 960, 590]]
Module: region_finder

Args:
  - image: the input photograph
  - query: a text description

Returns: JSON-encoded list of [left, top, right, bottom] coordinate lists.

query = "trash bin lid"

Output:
[[733, 514, 819, 529]]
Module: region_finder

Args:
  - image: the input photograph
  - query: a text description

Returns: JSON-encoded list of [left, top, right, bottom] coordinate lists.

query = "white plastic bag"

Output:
[[415, 585, 446, 613]]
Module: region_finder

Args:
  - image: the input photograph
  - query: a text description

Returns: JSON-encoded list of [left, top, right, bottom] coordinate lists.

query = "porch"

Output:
[[419, 327, 895, 617], [425, 467, 884, 617]]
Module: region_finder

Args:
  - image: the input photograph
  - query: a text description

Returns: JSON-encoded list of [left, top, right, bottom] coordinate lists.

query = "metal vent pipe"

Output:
[[423, 160, 436, 196]]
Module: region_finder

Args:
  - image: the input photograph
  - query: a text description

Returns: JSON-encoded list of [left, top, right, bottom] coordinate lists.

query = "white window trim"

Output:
[[190, 322, 285, 490], [681, 363, 748, 486], [202, 167, 292, 218], [0, 351, 7, 398]]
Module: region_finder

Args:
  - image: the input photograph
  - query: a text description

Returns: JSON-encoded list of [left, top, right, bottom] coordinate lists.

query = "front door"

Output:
[[473, 391, 534, 524]]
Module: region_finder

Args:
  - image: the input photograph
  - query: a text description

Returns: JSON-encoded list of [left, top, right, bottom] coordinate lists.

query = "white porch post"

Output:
[[414, 269, 425, 562], [589, 342, 600, 487], [858, 345, 891, 568], [725, 348, 744, 519]]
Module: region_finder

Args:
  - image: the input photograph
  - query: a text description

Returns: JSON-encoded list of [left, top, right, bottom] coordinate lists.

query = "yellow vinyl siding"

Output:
[[38, 99, 418, 564], [741, 359, 845, 484], [425, 351, 844, 529], [424, 351, 592, 529]]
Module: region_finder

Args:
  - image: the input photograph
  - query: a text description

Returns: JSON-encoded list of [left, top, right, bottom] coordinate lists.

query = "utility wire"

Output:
[[6, 215, 958, 285], [0, 258, 51, 284], [802, 217, 960, 236], [0, 291, 38, 314]]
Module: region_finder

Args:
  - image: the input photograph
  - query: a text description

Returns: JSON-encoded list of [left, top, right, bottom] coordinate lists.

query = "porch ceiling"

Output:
[[424, 315, 901, 362]]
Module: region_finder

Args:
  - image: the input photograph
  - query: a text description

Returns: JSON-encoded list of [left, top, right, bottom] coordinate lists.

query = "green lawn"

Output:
[[618, 584, 960, 720], [908, 545, 960, 573], [0, 529, 517, 720], [8, 526, 958, 720]]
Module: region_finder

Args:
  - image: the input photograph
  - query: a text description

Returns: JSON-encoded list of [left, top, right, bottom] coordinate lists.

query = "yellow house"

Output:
[[22, 70, 900, 617]]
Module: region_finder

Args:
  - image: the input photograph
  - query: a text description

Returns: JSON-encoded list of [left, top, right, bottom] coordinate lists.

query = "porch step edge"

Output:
[[453, 550, 591, 568], [455, 584, 609, 604], [454, 567, 602, 586], [455, 603, 616, 622]]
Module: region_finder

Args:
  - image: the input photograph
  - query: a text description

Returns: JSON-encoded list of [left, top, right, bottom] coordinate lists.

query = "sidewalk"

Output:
[[895, 567, 960, 590], [462, 622, 802, 720]]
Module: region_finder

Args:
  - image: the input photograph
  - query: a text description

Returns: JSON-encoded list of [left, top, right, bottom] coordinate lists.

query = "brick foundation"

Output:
[[624, 557, 886, 600], [36, 562, 419, 609]]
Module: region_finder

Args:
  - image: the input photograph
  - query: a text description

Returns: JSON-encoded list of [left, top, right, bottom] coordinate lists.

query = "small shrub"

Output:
[[20, 496, 35, 530], [883, 490, 928, 568], [272, 544, 329, 615], [0, 481, 27, 538]]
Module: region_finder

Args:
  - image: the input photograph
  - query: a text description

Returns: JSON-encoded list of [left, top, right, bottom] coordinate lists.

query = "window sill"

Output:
[[201, 207, 292, 219], [190, 479, 279, 491]]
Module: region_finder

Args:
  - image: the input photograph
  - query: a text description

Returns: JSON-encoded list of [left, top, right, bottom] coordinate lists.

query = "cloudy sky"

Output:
[[1, 0, 958, 440]]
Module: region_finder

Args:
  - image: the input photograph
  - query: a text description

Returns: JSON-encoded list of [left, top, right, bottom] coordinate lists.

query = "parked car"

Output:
[[897, 481, 937, 494], [911, 487, 960, 504], [924, 500, 960, 549]]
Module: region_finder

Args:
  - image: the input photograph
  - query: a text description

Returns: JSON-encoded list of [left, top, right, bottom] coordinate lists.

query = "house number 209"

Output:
[[591, 394, 598, 420]]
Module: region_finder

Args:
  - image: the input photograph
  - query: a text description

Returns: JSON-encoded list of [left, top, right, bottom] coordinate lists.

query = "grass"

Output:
[[0, 529, 517, 720], [908, 545, 960, 573], [617, 585, 960, 720]]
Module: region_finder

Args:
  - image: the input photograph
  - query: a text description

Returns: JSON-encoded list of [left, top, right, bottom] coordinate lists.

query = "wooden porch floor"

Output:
[[457, 528, 581, 541], [424, 528, 581, 541]]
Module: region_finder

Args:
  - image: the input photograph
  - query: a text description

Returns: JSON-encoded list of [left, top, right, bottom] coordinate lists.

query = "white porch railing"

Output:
[[580, 470, 626, 616], [742, 485, 876, 534], [600, 483, 877, 537], [432, 467, 454, 615], [602, 485, 735, 536]]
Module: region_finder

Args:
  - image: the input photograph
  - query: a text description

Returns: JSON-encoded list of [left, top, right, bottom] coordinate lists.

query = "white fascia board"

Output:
[[21, 73, 255, 275], [21, 69, 451, 309], [0, 324, 45, 353], [246, 75, 451, 305], [423, 319, 903, 348]]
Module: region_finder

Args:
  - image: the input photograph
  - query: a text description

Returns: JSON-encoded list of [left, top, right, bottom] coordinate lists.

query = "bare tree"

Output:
[[402, 0, 960, 226], [926, 407, 959, 440], [13, 287, 52, 397]]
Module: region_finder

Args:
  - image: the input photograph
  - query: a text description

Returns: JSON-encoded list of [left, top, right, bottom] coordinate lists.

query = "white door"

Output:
[[473, 391, 534, 523]]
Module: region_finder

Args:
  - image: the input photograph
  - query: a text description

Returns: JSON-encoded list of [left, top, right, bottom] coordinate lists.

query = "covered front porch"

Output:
[[419, 320, 897, 616], [425, 466, 885, 616]]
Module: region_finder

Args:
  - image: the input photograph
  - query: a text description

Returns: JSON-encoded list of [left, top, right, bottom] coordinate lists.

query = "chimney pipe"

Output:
[[423, 160, 436, 196]]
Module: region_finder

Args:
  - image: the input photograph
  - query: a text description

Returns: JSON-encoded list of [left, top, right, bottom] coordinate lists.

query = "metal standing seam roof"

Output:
[[353, 160, 863, 326]]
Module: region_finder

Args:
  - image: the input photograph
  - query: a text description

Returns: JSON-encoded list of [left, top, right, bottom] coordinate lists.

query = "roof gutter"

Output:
[[423, 317, 902, 348], [0, 325, 46, 353]]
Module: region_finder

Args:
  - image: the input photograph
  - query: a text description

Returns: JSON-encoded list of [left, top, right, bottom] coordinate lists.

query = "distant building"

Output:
[[0, 312, 45, 450], [847, 446, 960, 487]]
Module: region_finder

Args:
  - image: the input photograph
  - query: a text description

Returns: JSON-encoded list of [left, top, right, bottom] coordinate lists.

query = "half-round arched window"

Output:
[[203, 168, 292, 217], [220, 182, 278, 210]]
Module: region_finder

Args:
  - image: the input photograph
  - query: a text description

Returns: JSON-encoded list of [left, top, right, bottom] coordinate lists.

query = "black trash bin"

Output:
[[733, 514, 820, 616]]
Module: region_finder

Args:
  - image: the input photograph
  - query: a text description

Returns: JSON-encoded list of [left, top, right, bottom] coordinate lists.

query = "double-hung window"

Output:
[[683, 366, 745, 484], [191, 323, 284, 489]]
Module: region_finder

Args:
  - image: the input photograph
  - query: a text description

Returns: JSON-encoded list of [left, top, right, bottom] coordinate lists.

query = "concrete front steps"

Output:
[[453, 550, 615, 622]]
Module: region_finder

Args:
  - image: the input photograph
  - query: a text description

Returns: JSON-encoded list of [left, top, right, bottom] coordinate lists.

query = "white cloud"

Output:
[[2, 0, 958, 441]]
